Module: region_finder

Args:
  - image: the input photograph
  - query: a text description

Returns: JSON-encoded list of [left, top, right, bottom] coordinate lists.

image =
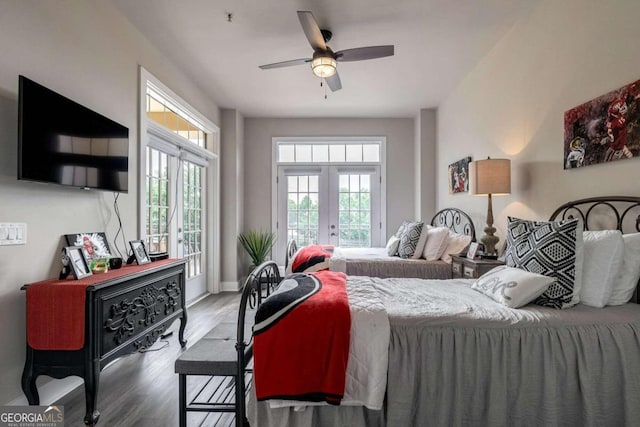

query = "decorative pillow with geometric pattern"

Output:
[[504, 217, 584, 309], [398, 222, 424, 259]]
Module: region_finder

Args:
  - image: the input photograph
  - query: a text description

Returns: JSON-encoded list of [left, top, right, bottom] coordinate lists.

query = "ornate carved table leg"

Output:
[[178, 311, 187, 348], [83, 359, 101, 426], [21, 347, 39, 405]]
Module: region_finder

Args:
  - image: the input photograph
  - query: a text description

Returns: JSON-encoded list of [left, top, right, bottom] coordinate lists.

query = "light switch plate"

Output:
[[0, 223, 27, 245]]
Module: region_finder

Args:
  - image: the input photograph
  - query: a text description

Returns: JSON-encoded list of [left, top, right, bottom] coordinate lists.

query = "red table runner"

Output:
[[26, 259, 178, 351]]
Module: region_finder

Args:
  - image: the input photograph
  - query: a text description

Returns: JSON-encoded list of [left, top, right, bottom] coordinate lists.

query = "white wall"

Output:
[[437, 0, 640, 244], [416, 109, 437, 220], [243, 117, 417, 257], [220, 109, 245, 290], [0, 1, 220, 405]]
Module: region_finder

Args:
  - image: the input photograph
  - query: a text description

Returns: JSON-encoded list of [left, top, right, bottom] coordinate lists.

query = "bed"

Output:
[[287, 207, 476, 279], [249, 196, 640, 427]]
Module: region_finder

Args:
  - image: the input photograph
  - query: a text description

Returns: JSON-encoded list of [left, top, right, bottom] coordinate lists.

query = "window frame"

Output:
[[272, 136, 387, 262], [138, 67, 221, 294]]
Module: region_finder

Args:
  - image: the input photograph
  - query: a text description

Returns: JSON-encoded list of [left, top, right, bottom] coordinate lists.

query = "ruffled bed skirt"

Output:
[[249, 321, 640, 427]]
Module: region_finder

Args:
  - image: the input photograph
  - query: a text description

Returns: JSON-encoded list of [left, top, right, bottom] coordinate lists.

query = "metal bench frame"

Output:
[[175, 261, 281, 426]]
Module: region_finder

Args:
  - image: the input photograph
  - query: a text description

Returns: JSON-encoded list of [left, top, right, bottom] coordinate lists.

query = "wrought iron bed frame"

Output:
[[548, 196, 640, 304]]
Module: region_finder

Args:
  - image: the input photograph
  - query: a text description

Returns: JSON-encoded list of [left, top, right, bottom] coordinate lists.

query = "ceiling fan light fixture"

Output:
[[311, 55, 336, 78]]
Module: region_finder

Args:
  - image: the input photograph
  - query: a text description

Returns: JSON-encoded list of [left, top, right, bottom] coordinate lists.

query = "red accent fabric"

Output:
[[26, 259, 178, 351], [291, 245, 334, 273], [254, 270, 350, 404]]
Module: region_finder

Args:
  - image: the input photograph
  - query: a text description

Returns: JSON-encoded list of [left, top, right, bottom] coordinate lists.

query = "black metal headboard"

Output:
[[430, 208, 477, 241], [549, 196, 640, 304], [549, 196, 640, 233]]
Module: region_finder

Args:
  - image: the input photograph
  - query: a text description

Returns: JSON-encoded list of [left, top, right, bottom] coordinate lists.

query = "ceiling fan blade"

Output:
[[335, 45, 394, 62], [325, 72, 342, 92], [259, 58, 311, 70], [297, 11, 326, 51]]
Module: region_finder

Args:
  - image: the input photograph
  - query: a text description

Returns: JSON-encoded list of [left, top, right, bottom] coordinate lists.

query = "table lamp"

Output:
[[469, 157, 511, 258]]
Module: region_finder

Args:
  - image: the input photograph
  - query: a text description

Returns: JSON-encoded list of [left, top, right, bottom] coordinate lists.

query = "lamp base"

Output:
[[480, 254, 498, 260]]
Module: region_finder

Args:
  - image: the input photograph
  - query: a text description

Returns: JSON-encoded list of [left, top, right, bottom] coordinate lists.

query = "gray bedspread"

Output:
[[249, 277, 640, 427], [329, 247, 452, 279]]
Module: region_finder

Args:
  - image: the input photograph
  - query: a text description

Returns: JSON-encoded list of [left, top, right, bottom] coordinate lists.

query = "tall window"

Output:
[[146, 87, 206, 147], [338, 173, 371, 247], [286, 175, 319, 247], [183, 161, 203, 278], [146, 148, 169, 253], [140, 68, 219, 299]]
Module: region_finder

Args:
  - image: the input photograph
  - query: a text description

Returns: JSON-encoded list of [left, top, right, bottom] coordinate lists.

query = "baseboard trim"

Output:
[[221, 281, 240, 292]]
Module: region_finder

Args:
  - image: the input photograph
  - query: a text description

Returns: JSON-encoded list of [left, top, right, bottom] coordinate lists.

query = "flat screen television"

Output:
[[18, 75, 129, 192]]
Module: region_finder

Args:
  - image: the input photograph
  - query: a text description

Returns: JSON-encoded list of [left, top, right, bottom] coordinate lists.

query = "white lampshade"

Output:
[[470, 158, 511, 196], [311, 56, 337, 78]]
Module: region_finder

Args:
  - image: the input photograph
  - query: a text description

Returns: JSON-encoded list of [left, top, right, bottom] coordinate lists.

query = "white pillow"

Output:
[[608, 232, 640, 305], [285, 249, 299, 275], [471, 266, 555, 308], [386, 235, 401, 256], [440, 231, 472, 263], [411, 226, 429, 259], [422, 226, 450, 261], [580, 230, 624, 307]]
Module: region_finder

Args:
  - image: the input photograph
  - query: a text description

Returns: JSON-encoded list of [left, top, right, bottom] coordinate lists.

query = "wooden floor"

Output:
[[56, 291, 241, 427]]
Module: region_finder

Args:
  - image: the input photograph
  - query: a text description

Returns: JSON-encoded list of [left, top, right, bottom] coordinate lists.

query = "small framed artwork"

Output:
[[467, 242, 479, 260], [65, 246, 93, 279], [448, 156, 471, 194], [64, 232, 112, 263], [130, 240, 151, 265]]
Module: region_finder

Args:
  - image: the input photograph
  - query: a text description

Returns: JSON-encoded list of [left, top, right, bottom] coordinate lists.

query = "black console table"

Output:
[[21, 259, 187, 426]]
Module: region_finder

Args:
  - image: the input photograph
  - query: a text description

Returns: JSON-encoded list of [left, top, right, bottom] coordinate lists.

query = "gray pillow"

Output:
[[398, 222, 424, 259]]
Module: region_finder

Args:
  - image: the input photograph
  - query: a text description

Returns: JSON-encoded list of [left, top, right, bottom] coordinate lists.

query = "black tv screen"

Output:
[[18, 75, 129, 192]]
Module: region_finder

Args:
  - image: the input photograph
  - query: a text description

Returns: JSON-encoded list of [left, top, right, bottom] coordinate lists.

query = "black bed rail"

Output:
[[431, 207, 477, 241], [549, 196, 640, 304], [549, 196, 640, 233], [235, 261, 281, 426]]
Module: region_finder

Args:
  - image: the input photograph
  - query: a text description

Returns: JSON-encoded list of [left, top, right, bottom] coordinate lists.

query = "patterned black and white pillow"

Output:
[[398, 222, 424, 259], [505, 217, 584, 309]]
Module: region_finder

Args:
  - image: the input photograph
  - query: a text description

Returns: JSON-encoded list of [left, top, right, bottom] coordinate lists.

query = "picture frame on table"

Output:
[[466, 242, 479, 260], [129, 240, 151, 265], [64, 232, 112, 263], [65, 246, 93, 280]]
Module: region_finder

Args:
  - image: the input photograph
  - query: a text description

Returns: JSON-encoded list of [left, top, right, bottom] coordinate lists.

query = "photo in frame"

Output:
[[129, 240, 151, 265], [466, 242, 479, 260], [448, 156, 471, 194], [564, 78, 640, 169], [64, 232, 112, 263], [65, 246, 92, 279]]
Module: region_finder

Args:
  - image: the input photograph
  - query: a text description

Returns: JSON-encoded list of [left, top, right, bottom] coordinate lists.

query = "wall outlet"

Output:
[[0, 223, 27, 245]]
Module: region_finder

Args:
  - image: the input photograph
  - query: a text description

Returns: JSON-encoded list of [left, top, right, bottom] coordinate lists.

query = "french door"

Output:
[[146, 145, 206, 300], [276, 165, 381, 263]]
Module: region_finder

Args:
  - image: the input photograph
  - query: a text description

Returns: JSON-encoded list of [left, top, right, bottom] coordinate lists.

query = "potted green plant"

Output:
[[238, 229, 276, 267]]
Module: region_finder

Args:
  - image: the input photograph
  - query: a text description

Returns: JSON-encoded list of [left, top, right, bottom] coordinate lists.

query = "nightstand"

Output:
[[451, 255, 504, 279]]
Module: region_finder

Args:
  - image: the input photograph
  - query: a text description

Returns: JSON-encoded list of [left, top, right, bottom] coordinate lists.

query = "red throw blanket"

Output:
[[253, 270, 350, 404], [291, 244, 334, 273]]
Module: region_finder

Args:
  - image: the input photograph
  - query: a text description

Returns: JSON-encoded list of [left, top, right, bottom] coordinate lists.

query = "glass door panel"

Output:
[[182, 161, 204, 284], [336, 173, 372, 247], [286, 174, 320, 247]]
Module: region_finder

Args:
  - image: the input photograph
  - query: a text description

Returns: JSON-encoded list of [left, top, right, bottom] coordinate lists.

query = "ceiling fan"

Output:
[[258, 11, 394, 92]]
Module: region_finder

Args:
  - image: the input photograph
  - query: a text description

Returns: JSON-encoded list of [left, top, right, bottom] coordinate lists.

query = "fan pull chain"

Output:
[[322, 78, 327, 99]]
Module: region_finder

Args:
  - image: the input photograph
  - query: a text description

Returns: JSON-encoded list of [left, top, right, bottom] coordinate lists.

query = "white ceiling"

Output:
[[111, 0, 535, 118]]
